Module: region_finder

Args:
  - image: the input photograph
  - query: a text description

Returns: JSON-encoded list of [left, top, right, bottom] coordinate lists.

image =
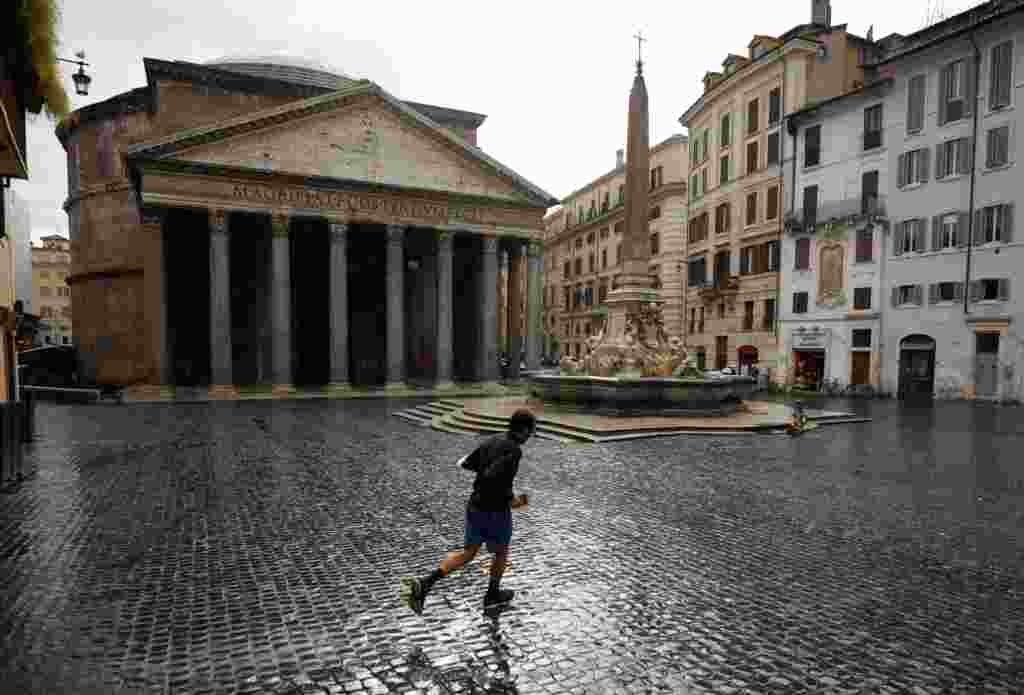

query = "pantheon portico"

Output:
[[58, 57, 556, 396]]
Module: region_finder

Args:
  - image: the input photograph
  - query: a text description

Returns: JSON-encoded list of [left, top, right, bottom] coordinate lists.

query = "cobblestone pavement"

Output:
[[0, 397, 1021, 694]]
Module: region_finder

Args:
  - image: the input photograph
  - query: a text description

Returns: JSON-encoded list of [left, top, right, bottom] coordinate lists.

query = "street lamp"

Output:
[[57, 51, 91, 96]]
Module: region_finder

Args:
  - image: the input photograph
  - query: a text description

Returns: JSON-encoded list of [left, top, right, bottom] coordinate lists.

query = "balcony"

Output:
[[785, 196, 889, 234], [698, 275, 740, 303]]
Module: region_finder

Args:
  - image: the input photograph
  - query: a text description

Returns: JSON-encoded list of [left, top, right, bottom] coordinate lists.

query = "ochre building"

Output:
[[31, 235, 72, 346], [58, 57, 556, 396]]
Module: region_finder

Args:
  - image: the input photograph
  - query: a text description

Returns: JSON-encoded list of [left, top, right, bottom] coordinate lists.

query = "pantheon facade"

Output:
[[58, 57, 556, 396]]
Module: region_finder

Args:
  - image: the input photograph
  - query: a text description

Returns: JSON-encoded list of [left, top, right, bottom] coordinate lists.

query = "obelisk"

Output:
[[600, 38, 661, 343]]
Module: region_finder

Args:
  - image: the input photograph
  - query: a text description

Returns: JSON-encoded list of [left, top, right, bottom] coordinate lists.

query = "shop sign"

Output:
[[793, 326, 829, 349]]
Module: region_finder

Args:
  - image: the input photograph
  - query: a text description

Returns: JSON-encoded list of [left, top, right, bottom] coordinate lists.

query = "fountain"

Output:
[[528, 44, 756, 416]]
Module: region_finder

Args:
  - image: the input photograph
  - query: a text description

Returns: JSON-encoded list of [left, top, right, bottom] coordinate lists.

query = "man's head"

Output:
[[508, 409, 537, 443]]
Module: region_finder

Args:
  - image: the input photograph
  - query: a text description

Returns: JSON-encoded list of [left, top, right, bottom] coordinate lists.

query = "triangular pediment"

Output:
[[129, 84, 555, 206]]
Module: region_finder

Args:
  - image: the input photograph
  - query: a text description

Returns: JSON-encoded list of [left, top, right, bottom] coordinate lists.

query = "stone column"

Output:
[[478, 235, 499, 385], [328, 221, 350, 391], [526, 240, 543, 370], [507, 243, 523, 381], [270, 213, 294, 395], [385, 224, 406, 390], [497, 251, 508, 359], [435, 231, 455, 388], [208, 208, 235, 398], [138, 206, 171, 397]]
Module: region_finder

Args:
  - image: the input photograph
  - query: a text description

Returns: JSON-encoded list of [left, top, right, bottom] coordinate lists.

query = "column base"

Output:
[[208, 384, 239, 400], [271, 384, 298, 398], [382, 381, 409, 392], [433, 380, 458, 391], [326, 381, 353, 394]]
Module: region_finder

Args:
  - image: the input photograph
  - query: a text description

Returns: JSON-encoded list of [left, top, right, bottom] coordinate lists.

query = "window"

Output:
[[714, 251, 731, 287], [650, 166, 664, 189], [861, 171, 879, 215], [897, 148, 930, 187], [769, 87, 781, 125], [721, 113, 732, 146], [601, 249, 607, 269], [977, 203, 1013, 244], [907, 74, 926, 134], [793, 291, 809, 314], [767, 240, 780, 272], [614, 221, 623, 235], [575, 237, 584, 249], [618, 185, 625, 204], [690, 173, 700, 199], [937, 137, 972, 178], [895, 218, 926, 255], [930, 281, 961, 303], [747, 98, 759, 133], [987, 126, 1009, 168], [746, 140, 759, 174], [563, 260, 571, 279], [851, 329, 872, 349], [589, 253, 595, 273], [741, 241, 778, 275], [795, 238, 811, 270], [698, 307, 705, 333], [587, 232, 595, 245], [990, 41, 1013, 110], [767, 131, 780, 166], [687, 256, 707, 286], [863, 105, 883, 150], [802, 185, 818, 230], [598, 282, 608, 303], [718, 303, 726, 319], [853, 287, 871, 310], [971, 278, 1010, 302], [804, 125, 821, 167], [743, 301, 755, 330], [746, 191, 758, 226], [856, 227, 873, 263], [720, 154, 731, 184], [574, 258, 582, 275], [38, 271, 49, 279], [701, 168, 709, 195], [703, 129, 711, 160], [649, 206, 661, 220], [616, 244, 621, 265], [649, 266, 661, 289], [932, 213, 962, 250], [715, 203, 730, 235], [650, 232, 660, 256], [688, 212, 710, 243], [689, 308, 696, 333], [894, 284, 923, 306], [766, 185, 779, 221], [39, 287, 52, 297], [763, 299, 776, 331], [940, 58, 973, 124]]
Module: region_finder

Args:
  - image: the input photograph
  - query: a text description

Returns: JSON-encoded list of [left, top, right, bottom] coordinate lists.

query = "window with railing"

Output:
[[863, 104, 883, 150], [804, 125, 821, 167]]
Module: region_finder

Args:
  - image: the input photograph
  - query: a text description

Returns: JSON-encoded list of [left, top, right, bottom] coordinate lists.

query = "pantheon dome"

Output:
[[203, 54, 359, 90]]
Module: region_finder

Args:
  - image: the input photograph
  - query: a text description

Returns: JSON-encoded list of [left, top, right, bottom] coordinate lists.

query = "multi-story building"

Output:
[[869, 0, 1024, 401], [780, 78, 891, 391], [678, 0, 873, 376], [31, 235, 72, 346], [541, 135, 689, 360]]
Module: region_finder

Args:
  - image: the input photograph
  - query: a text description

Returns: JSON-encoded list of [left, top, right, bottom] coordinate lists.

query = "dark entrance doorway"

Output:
[[229, 212, 271, 385], [348, 224, 386, 386], [291, 218, 330, 387], [165, 208, 212, 386], [898, 334, 935, 399], [737, 345, 758, 373], [975, 332, 1000, 399], [850, 351, 871, 386], [715, 336, 728, 370], [794, 350, 825, 390], [452, 235, 481, 382]]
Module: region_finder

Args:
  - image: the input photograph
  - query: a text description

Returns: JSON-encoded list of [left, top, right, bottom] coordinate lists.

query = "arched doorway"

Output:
[[899, 334, 936, 399], [737, 345, 759, 374]]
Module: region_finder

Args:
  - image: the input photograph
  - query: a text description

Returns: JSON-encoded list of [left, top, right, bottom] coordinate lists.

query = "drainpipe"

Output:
[[964, 32, 982, 315]]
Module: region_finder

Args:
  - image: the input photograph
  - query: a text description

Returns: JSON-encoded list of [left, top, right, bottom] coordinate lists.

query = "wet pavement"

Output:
[[0, 397, 1021, 694]]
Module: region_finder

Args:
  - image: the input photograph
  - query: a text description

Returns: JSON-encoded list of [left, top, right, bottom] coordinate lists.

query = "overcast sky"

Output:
[[13, 0, 982, 242]]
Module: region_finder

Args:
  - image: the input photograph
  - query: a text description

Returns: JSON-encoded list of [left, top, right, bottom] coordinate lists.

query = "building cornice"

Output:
[[546, 181, 687, 247], [559, 134, 688, 205]]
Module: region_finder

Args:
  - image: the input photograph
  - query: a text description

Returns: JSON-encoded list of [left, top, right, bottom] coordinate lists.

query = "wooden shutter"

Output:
[[958, 212, 969, 248], [920, 148, 931, 182], [954, 281, 965, 302], [1003, 203, 1013, 242], [969, 280, 982, 303], [928, 284, 938, 304], [894, 223, 905, 256], [936, 142, 947, 178], [959, 137, 973, 175], [891, 286, 900, 307], [915, 219, 926, 251], [938, 66, 949, 125], [986, 128, 997, 167], [914, 284, 924, 305], [897, 153, 907, 187], [975, 209, 984, 245], [964, 55, 976, 118], [998, 278, 1010, 301], [932, 216, 941, 250]]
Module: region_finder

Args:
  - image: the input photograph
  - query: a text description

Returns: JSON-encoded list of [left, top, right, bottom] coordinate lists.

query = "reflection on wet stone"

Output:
[[0, 398, 1020, 693]]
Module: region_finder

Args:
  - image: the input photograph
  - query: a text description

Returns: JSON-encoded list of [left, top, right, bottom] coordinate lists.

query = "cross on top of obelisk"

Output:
[[634, 31, 646, 74]]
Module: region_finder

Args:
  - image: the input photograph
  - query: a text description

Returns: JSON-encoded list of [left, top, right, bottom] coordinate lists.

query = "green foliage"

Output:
[[14, 0, 70, 119]]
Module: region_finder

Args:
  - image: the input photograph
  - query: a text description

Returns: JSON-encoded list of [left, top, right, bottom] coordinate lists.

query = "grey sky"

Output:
[[14, 0, 981, 242]]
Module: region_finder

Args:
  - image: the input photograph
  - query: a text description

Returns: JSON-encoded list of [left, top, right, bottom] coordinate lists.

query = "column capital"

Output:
[[386, 224, 406, 245], [527, 241, 543, 257], [140, 206, 167, 227], [481, 235, 499, 254], [209, 208, 228, 235], [329, 222, 349, 241], [437, 230, 454, 249], [271, 212, 290, 239]]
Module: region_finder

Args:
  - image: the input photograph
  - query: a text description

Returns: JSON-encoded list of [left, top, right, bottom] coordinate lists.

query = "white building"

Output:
[[780, 77, 892, 392], [873, 0, 1024, 401]]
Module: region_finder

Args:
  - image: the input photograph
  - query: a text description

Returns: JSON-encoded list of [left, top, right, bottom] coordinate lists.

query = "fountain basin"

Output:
[[528, 373, 758, 417]]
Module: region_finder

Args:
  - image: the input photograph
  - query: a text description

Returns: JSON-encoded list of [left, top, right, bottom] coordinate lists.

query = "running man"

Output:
[[402, 409, 536, 613]]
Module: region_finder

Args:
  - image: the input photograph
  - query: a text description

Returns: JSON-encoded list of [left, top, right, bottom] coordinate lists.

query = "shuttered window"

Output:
[[746, 191, 758, 226], [861, 171, 879, 215], [853, 287, 872, 310], [802, 185, 818, 230], [936, 137, 973, 178], [939, 57, 975, 125], [907, 75, 926, 133], [767, 131, 780, 165], [792, 292, 808, 314], [986, 126, 1009, 168], [976, 203, 1014, 244], [805, 125, 822, 167], [990, 41, 1013, 110], [795, 238, 811, 270], [855, 228, 873, 262], [721, 113, 732, 146], [766, 185, 779, 221], [769, 88, 782, 125], [897, 149, 930, 187], [894, 219, 926, 255], [748, 98, 759, 133]]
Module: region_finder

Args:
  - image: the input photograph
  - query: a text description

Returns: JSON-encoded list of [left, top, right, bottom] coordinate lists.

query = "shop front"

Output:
[[790, 325, 830, 390]]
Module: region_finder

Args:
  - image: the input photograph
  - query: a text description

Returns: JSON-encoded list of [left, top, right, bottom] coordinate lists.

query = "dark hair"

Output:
[[509, 409, 536, 434]]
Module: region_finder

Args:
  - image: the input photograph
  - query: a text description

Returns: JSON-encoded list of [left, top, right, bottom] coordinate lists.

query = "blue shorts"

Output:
[[464, 509, 512, 548]]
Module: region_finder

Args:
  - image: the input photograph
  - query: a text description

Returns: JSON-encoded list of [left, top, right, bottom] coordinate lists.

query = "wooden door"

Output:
[[850, 351, 870, 386]]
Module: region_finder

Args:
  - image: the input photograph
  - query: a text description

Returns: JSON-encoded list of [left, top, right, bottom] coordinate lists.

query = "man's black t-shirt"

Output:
[[462, 433, 521, 512]]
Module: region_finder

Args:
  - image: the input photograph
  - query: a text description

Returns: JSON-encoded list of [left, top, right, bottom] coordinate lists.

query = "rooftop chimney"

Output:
[[811, 0, 831, 26], [616, 149, 625, 168]]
